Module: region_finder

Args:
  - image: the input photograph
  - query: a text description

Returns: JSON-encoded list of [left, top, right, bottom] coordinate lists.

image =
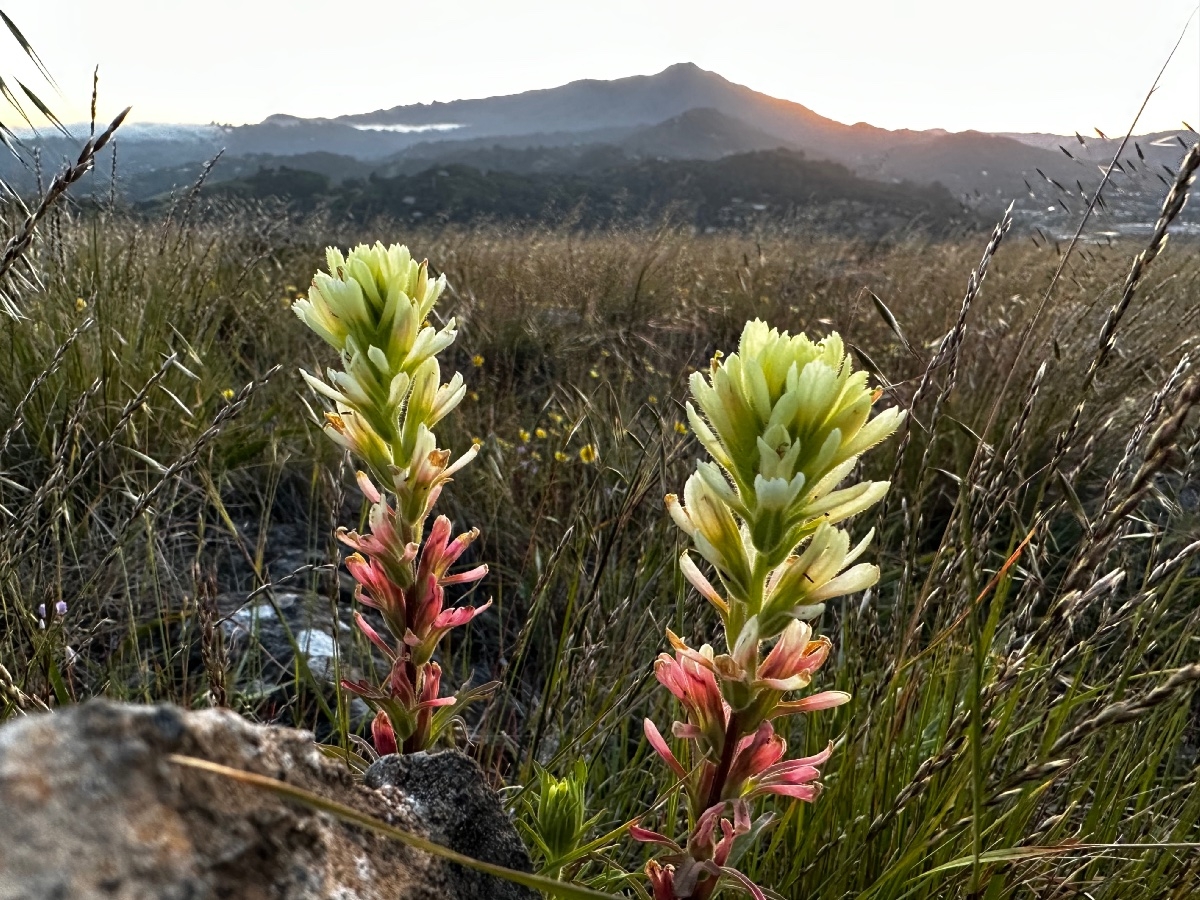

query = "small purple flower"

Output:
[[37, 601, 68, 629]]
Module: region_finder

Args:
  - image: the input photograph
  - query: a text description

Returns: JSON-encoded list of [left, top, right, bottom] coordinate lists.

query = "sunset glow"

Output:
[[3, 0, 1196, 136]]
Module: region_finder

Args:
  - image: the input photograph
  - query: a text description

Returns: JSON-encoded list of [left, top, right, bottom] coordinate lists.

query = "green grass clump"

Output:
[[1, 198, 1199, 897]]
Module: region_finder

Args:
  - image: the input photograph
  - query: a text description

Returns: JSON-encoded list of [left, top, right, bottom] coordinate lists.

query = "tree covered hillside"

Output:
[[205, 149, 975, 236]]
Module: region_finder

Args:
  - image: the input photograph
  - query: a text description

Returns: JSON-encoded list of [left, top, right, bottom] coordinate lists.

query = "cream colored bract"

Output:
[[685, 319, 903, 565], [670, 319, 904, 638], [294, 242, 470, 544]]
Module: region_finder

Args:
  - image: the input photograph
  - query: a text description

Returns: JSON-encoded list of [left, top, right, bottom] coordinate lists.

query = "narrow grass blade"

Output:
[[16, 80, 68, 136], [0, 10, 60, 90], [922, 842, 1200, 877]]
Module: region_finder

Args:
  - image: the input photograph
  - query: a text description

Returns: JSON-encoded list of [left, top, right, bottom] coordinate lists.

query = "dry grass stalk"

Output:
[[0, 108, 128, 317], [195, 563, 228, 708], [1047, 663, 1200, 759], [1061, 375, 1199, 596], [0, 660, 48, 714], [0, 313, 94, 457], [1051, 143, 1200, 474], [0, 351, 178, 553]]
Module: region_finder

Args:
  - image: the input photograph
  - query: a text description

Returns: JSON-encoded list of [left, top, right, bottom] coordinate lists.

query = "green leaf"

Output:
[[44, 654, 71, 705], [314, 741, 371, 774]]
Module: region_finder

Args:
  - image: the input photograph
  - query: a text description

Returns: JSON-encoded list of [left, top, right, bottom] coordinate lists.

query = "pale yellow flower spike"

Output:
[[293, 243, 472, 545], [671, 318, 903, 641]]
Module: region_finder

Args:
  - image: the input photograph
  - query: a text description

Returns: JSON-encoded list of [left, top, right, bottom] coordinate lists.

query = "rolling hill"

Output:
[[205, 148, 977, 238], [5, 62, 1194, 233]]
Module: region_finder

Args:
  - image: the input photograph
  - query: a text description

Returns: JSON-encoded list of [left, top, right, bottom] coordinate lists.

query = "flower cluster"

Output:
[[36, 600, 67, 630], [507, 415, 599, 469], [294, 243, 492, 755], [636, 320, 903, 899]]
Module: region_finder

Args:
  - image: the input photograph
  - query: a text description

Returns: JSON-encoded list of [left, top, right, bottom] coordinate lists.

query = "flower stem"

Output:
[[703, 709, 741, 812]]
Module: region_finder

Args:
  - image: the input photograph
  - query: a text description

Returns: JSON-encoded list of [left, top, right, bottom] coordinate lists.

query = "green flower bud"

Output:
[[537, 763, 588, 861], [520, 761, 601, 877]]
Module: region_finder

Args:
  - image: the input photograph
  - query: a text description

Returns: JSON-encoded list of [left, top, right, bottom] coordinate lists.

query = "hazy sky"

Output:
[[3, 0, 1198, 135]]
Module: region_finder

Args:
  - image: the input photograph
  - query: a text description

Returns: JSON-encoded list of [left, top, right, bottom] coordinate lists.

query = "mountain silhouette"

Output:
[[246, 62, 1134, 198], [5, 62, 1193, 223]]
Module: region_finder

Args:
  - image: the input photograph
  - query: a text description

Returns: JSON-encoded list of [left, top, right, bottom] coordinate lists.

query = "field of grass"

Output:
[[1, 186, 1199, 897]]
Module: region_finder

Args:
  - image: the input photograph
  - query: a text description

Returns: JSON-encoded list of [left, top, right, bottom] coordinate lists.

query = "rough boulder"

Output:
[[0, 700, 536, 899]]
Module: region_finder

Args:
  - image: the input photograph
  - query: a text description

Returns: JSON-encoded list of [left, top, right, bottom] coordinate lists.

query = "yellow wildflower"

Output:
[[674, 421, 688, 435], [472, 354, 485, 367], [648, 395, 659, 405], [221, 388, 235, 401], [554, 451, 568, 463], [535, 427, 548, 440], [579, 444, 598, 464], [519, 429, 531, 443], [75, 297, 87, 311]]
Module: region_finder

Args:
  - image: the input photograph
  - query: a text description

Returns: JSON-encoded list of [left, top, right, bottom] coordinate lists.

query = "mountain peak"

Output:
[[241, 63, 1121, 203], [332, 61, 760, 136], [658, 61, 706, 74], [650, 61, 729, 86]]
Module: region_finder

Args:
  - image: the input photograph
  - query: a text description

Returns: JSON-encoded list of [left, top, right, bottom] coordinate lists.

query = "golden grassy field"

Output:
[[1, 187, 1199, 896]]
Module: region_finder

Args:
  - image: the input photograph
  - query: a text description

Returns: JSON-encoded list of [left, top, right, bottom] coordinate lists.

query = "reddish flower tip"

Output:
[[371, 710, 398, 756]]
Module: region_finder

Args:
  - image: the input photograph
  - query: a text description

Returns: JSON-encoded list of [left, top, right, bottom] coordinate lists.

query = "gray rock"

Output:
[[217, 590, 373, 730], [295, 627, 342, 682], [219, 590, 354, 686], [0, 700, 537, 900], [365, 752, 536, 900]]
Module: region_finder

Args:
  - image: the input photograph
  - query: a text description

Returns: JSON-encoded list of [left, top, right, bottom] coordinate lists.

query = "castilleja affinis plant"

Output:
[[294, 243, 494, 755], [633, 320, 904, 899]]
